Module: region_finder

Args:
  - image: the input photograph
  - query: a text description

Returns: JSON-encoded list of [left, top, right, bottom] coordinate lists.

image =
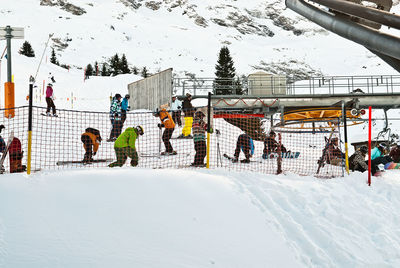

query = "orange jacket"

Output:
[[82, 132, 100, 153], [159, 109, 175, 129]]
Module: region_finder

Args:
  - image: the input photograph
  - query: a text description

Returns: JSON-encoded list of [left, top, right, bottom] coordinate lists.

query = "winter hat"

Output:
[[360, 145, 368, 154], [115, 94, 122, 99], [378, 143, 386, 149], [125, 94, 130, 99], [269, 130, 276, 136], [136, 125, 144, 135], [186, 93, 192, 98]]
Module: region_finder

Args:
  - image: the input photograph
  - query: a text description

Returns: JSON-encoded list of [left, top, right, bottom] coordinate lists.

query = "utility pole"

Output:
[[0, 25, 24, 118]]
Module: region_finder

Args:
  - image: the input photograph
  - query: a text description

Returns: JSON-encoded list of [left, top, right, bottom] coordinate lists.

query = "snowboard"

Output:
[[56, 158, 113, 166], [41, 113, 59, 117], [0, 131, 14, 174], [223, 153, 256, 163], [140, 152, 190, 157], [384, 162, 400, 170], [262, 152, 300, 159]]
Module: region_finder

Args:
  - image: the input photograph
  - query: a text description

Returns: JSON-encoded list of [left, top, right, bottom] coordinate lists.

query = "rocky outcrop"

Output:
[[40, 0, 86, 15], [251, 60, 324, 81]]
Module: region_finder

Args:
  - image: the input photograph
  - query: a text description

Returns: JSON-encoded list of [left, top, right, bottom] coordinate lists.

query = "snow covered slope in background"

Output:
[[1, 168, 400, 267], [1, 0, 399, 79]]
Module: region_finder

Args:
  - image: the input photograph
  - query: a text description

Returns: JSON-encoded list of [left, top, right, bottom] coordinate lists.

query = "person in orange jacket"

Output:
[[154, 108, 176, 155], [81, 128, 102, 163]]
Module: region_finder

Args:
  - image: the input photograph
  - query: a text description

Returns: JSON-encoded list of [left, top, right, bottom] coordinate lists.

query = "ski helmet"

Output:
[[136, 125, 144, 136], [125, 94, 130, 99]]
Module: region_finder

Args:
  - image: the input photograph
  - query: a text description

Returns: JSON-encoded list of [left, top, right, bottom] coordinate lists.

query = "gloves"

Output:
[[93, 151, 97, 156], [178, 106, 182, 109], [209, 127, 214, 134], [127, 106, 131, 111], [158, 123, 164, 128], [232, 157, 238, 163]]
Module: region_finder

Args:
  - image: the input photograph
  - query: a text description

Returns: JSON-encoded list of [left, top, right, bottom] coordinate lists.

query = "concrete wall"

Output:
[[127, 68, 173, 110]]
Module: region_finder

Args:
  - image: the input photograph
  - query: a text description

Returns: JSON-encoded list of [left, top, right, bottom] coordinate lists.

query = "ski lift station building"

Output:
[[247, 71, 286, 96]]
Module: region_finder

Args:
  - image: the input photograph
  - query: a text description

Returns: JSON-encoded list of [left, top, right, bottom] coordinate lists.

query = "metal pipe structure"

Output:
[[310, 0, 400, 30], [285, 0, 400, 69]]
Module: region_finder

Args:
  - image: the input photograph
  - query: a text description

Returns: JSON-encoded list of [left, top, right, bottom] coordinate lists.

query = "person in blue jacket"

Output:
[[370, 143, 393, 174], [121, 94, 130, 124], [232, 133, 254, 163]]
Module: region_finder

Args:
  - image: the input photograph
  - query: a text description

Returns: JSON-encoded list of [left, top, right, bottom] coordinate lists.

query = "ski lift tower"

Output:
[[0, 26, 24, 118]]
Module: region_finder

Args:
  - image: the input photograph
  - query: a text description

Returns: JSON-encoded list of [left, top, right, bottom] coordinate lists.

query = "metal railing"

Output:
[[173, 75, 400, 96]]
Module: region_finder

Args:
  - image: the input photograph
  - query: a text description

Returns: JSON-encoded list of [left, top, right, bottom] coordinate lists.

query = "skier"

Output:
[[0, 125, 5, 153], [109, 126, 144, 167], [45, 83, 57, 117], [325, 137, 345, 166], [121, 94, 130, 124], [262, 131, 287, 159], [170, 95, 182, 127], [232, 133, 254, 163], [178, 93, 194, 138], [108, 94, 123, 142], [48, 72, 56, 83], [389, 142, 400, 163], [154, 108, 176, 155], [191, 110, 209, 167], [81, 128, 102, 163], [349, 145, 369, 172]]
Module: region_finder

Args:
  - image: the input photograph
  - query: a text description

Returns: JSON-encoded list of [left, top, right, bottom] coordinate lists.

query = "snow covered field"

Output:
[[1, 168, 400, 267]]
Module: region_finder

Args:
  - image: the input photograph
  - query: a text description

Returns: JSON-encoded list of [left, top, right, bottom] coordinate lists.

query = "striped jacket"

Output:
[[192, 116, 207, 142]]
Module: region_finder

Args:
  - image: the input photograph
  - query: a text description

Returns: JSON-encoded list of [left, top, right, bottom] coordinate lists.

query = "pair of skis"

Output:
[[0, 131, 14, 174], [56, 159, 113, 166]]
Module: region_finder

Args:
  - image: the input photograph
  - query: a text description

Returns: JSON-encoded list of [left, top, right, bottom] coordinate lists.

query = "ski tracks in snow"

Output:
[[228, 173, 400, 267]]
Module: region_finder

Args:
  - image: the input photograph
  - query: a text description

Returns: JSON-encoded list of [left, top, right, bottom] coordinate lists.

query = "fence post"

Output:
[[27, 79, 33, 174], [368, 106, 372, 186], [342, 101, 349, 174], [277, 133, 282, 174], [206, 92, 211, 168]]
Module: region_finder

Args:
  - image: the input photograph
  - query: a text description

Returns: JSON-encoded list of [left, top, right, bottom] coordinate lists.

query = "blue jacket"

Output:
[[0, 137, 5, 153], [371, 147, 383, 160], [241, 137, 254, 155], [121, 98, 130, 111]]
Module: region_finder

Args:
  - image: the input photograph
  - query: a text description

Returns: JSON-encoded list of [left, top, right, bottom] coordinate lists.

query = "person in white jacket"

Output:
[[170, 95, 182, 127]]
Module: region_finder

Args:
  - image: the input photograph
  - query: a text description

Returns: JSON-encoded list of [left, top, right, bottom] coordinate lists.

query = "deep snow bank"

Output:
[[1, 168, 400, 267]]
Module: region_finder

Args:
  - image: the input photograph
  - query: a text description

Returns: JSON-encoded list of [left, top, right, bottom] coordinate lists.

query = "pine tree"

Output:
[[109, 53, 120, 76], [214, 46, 236, 95], [85, 64, 94, 77], [141, 66, 149, 78], [132, 66, 139, 75], [19, 41, 35, 57], [94, 61, 99, 76], [120, 54, 130, 74], [101, 64, 109, 76], [50, 48, 59, 65]]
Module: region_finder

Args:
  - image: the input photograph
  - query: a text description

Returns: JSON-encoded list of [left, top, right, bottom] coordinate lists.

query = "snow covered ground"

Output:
[[1, 168, 400, 267]]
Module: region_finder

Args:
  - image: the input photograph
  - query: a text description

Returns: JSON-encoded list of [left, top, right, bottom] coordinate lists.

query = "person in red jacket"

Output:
[[45, 83, 57, 117], [389, 143, 400, 163]]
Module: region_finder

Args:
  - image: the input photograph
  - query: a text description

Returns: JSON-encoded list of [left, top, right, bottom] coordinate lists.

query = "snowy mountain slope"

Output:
[[1, 0, 399, 79]]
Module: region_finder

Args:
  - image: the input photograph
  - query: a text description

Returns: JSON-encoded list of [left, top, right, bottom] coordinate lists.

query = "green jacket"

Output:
[[114, 127, 138, 149]]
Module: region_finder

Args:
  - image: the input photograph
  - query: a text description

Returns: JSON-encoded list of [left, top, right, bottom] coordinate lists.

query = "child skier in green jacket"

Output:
[[109, 126, 144, 167]]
